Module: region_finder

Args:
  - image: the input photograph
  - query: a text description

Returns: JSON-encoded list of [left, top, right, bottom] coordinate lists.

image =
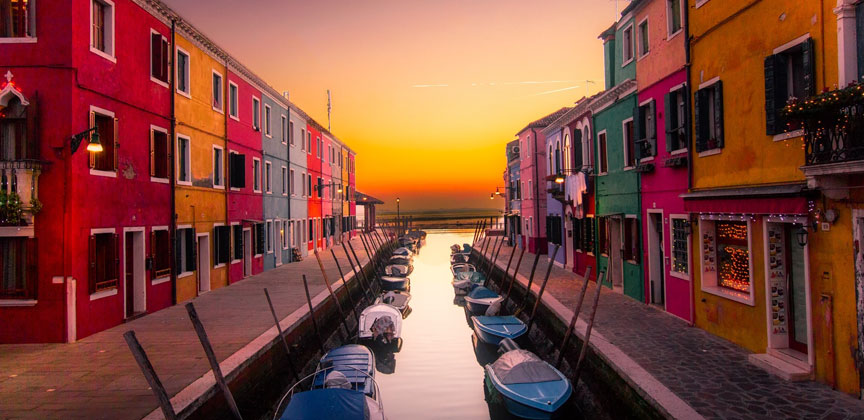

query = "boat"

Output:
[[359, 303, 403, 351], [464, 286, 503, 315], [450, 253, 470, 264], [312, 345, 376, 397], [484, 340, 572, 419], [385, 264, 412, 276], [392, 247, 413, 256], [452, 271, 486, 295], [471, 315, 527, 345], [375, 290, 411, 314], [450, 263, 476, 277], [379, 275, 410, 291], [389, 255, 413, 266]]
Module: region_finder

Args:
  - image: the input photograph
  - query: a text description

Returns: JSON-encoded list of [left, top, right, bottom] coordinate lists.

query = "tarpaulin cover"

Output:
[[280, 389, 369, 420], [456, 271, 485, 282], [490, 350, 561, 385], [468, 287, 499, 300]]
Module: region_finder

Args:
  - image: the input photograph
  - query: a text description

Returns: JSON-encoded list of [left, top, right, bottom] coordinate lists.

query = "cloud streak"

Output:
[[411, 84, 449, 88], [531, 85, 581, 96]]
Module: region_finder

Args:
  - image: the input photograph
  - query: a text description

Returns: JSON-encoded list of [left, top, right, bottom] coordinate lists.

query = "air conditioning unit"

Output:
[[512, 146, 520, 155]]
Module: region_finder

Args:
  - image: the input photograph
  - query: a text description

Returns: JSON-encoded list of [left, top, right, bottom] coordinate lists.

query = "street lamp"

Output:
[[70, 127, 103, 154]]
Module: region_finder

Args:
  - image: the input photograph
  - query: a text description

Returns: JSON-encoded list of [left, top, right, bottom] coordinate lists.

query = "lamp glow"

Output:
[[555, 176, 564, 184]]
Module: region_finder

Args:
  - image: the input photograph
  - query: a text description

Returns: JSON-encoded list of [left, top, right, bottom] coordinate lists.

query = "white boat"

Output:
[[375, 290, 411, 313], [359, 303, 403, 351], [450, 263, 476, 277], [385, 264, 412, 276]]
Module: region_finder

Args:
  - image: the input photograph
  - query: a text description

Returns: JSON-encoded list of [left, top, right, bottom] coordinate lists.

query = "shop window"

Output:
[[176, 50, 190, 96], [0, 96, 38, 161], [694, 81, 724, 152], [623, 119, 635, 168], [89, 232, 118, 293], [671, 217, 689, 277], [0, 237, 36, 299], [765, 38, 815, 135], [232, 225, 242, 261], [716, 221, 750, 292], [90, 111, 117, 172], [623, 217, 640, 263], [665, 87, 689, 152], [229, 152, 245, 189], [635, 100, 656, 159], [150, 128, 169, 179], [150, 230, 170, 279], [175, 228, 195, 275], [213, 225, 230, 266], [150, 31, 169, 84], [0, 0, 35, 38]]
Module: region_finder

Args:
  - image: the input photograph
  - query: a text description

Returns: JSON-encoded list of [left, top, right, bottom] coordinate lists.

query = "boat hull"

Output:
[[464, 296, 502, 315], [471, 316, 527, 345], [380, 277, 409, 291], [484, 367, 571, 420]]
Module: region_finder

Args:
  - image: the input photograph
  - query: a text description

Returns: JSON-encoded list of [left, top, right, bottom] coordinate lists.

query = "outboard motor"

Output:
[[498, 337, 521, 355]]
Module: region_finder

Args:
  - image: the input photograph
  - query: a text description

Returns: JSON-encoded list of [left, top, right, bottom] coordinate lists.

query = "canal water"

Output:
[[374, 229, 504, 419]]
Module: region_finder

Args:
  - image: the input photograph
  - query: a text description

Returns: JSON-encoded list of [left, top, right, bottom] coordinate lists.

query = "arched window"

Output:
[[555, 141, 561, 174], [563, 132, 571, 173], [0, 97, 29, 160], [548, 145, 553, 175], [583, 125, 591, 168]]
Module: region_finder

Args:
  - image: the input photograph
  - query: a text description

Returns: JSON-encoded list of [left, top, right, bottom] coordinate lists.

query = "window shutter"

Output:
[[682, 86, 691, 150], [88, 235, 97, 294], [801, 38, 816, 98], [150, 131, 156, 177], [113, 233, 120, 282], [175, 231, 183, 275], [151, 33, 161, 80], [89, 112, 97, 168], [24, 92, 38, 160], [150, 230, 156, 277], [693, 89, 702, 152], [664, 92, 674, 152], [161, 38, 169, 83], [647, 100, 656, 156], [186, 229, 196, 272], [26, 238, 37, 299], [713, 81, 724, 149], [764, 54, 787, 135], [633, 106, 643, 160], [113, 117, 119, 171]]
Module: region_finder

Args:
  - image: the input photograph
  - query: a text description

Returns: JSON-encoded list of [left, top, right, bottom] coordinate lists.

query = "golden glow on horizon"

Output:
[[165, 0, 621, 211]]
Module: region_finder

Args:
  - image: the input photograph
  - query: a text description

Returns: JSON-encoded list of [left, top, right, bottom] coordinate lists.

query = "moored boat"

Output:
[[392, 247, 413, 256], [471, 315, 527, 345], [385, 264, 412, 276], [451, 271, 485, 294], [375, 290, 411, 314], [359, 303, 403, 351], [312, 345, 376, 397], [464, 286, 503, 315], [450, 253, 470, 264], [450, 263, 476, 277], [379, 275, 410, 291]]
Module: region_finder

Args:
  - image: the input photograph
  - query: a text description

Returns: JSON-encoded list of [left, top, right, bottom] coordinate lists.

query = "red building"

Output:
[[0, 0, 173, 342], [306, 121, 323, 251]]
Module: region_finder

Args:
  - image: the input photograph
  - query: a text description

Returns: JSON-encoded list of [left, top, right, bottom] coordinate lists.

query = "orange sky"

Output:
[[165, 0, 622, 212]]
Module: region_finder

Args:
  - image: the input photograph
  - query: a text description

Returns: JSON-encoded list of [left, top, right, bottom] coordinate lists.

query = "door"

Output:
[[855, 212, 864, 398], [124, 230, 146, 318], [276, 222, 283, 266], [125, 232, 135, 318], [648, 213, 665, 305], [197, 235, 210, 293], [243, 228, 252, 277], [785, 225, 807, 354], [609, 217, 623, 292]]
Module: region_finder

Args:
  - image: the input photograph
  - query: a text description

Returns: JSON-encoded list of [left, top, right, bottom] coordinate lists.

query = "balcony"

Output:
[[547, 182, 567, 204], [0, 161, 41, 230]]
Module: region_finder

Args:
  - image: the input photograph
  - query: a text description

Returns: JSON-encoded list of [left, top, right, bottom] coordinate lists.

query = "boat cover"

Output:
[[324, 371, 352, 389], [456, 271, 485, 282], [280, 388, 369, 420], [474, 315, 522, 326], [380, 292, 409, 307], [468, 286, 499, 300], [490, 350, 561, 385], [371, 316, 396, 340]]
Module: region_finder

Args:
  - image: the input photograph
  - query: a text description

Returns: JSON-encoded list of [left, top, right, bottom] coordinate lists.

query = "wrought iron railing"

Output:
[[786, 84, 864, 166]]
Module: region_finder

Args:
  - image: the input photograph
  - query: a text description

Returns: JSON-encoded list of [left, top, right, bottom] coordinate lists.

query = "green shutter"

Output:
[[694, 89, 703, 152], [648, 100, 656, 156], [713, 81, 724, 149], [764, 54, 787, 135], [664, 92, 674, 152], [801, 37, 816, 98]]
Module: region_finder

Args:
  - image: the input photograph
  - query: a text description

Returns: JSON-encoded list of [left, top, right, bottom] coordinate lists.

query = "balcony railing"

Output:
[[786, 84, 864, 166]]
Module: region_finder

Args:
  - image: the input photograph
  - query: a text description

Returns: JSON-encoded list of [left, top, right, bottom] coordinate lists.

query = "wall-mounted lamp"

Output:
[[70, 127, 103, 154], [796, 226, 809, 247]]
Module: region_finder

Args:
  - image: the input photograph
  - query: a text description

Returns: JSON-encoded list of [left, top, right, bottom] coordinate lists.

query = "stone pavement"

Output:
[[0, 235, 377, 420], [483, 243, 864, 420]]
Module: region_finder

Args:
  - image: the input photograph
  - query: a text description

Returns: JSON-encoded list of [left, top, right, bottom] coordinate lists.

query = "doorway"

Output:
[[764, 220, 811, 362], [197, 234, 210, 293], [243, 228, 252, 277], [647, 212, 665, 306], [124, 229, 146, 318], [854, 210, 864, 398], [608, 217, 623, 292]]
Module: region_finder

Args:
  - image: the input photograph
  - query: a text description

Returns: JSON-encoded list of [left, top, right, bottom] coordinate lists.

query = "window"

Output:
[[281, 116, 287, 144], [307, 132, 311, 155], [177, 134, 191, 184], [635, 101, 656, 160], [266, 220, 273, 253], [0, 97, 37, 161], [316, 177, 322, 198], [300, 129, 306, 150], [623, 119, 635, 168], [213, 146, 224, 188], [90, 110, 117, 172], [252, 97, 261, 131], [671, 217, 689, 277], [232, 225, 243, 261], [151, 230, 170, 279], [0, 0, 35, 38], [622, 24, 634, 63], [597, 217, 608, 255], [598, 132, 608, 174], [264, 105, 272, 137], [253, 158, 261, 192], [289, 121, 295, 146], [694, 81, 724, 152], [665, 87, 689, 152], [213, 225, 230, 266], [301, 171, 306, 196], [528, 180, 532, 200], [637, 19, 649, 57], [90, 0, 114, 59], [716, 221, 750, 292], [765, 38, 815, 135], [254, 223, 265, 255], [265, 161, 272, 193], [212, 71, 223, 111], [308, 219, 313, 243], [89, 232, 118, 293], [290, 169, 296, 196], [0, 237, 36, 299], [150, 127, 169, 180], [281, 166, 288, 195], [228, 83, 238, 119], [308, 175, 312, 198], [316, 137, 321, 158], [176, 49, 190, 96], [546, 216, 562, 246], [150, 30, 169, 85], [175, 228, 195, 275], [668, 0, 683, 36], [229, 152, 245, 188], [623, 217, 640, 263]]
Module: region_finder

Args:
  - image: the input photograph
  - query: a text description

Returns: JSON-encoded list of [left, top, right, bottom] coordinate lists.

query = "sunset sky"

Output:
[[165, 0, 623, 212]]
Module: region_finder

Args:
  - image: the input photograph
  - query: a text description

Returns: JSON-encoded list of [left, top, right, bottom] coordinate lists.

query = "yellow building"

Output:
[[172, 27, 229, 302], [685, 0, 861, 394]]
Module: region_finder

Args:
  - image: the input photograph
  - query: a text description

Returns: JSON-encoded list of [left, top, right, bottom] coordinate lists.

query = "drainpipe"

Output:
[[286, 98, 291, 262], [223, 57, 231, 273], [169, 19, 177, 305], [683, 0, 695, 326], [532, 128, 541, 253]]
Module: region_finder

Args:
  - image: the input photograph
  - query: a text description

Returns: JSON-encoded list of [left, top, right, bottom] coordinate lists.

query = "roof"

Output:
[[541, 92, 606, 135], [619, 0, 646, 19], [598, 22, 617, 40], [355, 191, 384, 205], [515, 107, 572, 136]]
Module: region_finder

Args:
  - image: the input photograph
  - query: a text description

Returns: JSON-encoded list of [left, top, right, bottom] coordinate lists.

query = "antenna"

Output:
[[327, 90, 332, 132], [582, 80, 597, 96]]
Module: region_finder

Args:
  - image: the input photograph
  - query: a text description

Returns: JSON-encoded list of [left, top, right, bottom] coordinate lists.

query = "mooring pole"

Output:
[[301, 275, 327, 355], [313, 250, 351, 340], [503, 246, 527, 305], [487, 235, 505, 277], [493, 240, 518, 291], [515, 251, 543, 315], [526, 245, 560, 333], [342, 241, 374, 303], [185, 303, 243, 420], [555, 266, 592, 369], [348, 240, 378, 295], [123, 331, 177, 420], [263, 288, 300, 381], [471, 220, 481, 245], [358, 232, 375, 272], [330, 248, 360, 322], [573, 271, 605, 385]]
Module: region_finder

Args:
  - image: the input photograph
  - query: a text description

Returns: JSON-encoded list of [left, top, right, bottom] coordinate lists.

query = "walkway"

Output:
[[0, 236, 377, 420], [483, 243, 864, 420]]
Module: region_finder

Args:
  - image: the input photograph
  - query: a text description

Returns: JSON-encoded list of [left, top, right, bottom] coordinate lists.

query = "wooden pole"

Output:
[[503, 246, 527, 305], [301, 274, 327, 355], [348, 240, 378, 295], [526, 244, 560, 333], [493, 239, 518, 292], [357, 233, 376, 272], [341, 241, 373, 303], [515, 251, 543, 315], [123, 331, 177, 420], [313, 250, 351, 340], [573, 271, 605, 385], [555, 266, 592, 369], [472, 220, 481, 245], [263, 288, 300, 381], [330, 248, 360, 322], [487, 235, 505, 277], [185, 303, 243, 420]]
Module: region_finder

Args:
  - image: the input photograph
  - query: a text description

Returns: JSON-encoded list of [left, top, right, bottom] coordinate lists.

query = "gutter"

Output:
[[169, 19, 177, 305], [683, 0, 694, 326]]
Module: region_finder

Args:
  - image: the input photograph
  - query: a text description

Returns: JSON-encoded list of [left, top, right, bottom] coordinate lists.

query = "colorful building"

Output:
[[288, 105, 308, 260], [261, 93, 290, 269], [306, 121, 323, 251], [504, 140, 521, 247], [541, 114, 571, 267]]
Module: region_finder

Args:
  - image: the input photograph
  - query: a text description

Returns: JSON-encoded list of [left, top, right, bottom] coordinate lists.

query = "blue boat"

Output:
[[278, 387, 385, 420], [464, 286, 503, 315], [312, 345, 376, 397], [471, 315, 527, 345], [484, 347, 572, 419]]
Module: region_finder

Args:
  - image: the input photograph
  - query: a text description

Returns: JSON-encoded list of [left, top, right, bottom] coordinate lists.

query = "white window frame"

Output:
[[228, 82, 239, 121], [290, 168, 296, 196], [212, 145, 225, 189], [230, 222, 241, 264], [252, 157, 262, 193], [149, 29, 169, 88], [212, 223, 226, 269], [264, 104, 272, 138], [211, 70, 224, 113], [150, 125, 170, 183], [176, 133, 192, 186], [265, 161, 272, 193], [668, 214, 691, 281], [175, 225, 194, 279], [698, 215, 755, 306], [282, 220, 289, 250], [252, 96, 261, 131], [307, 133, 312, 155], [0, 0, 36, 43], [667, 0, 685, 39], [621, 23, 634, 66], [150, 226, 171, 284], [266, 220, 273, 254], [175, 47, 191, 98], [281, 166, 288, 196], [300, 129, 306, 150], [622, 118, 635, 170], [316, 137, 321, 158], [89, 0, 116, 62], [637, 17, 649, 59]]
